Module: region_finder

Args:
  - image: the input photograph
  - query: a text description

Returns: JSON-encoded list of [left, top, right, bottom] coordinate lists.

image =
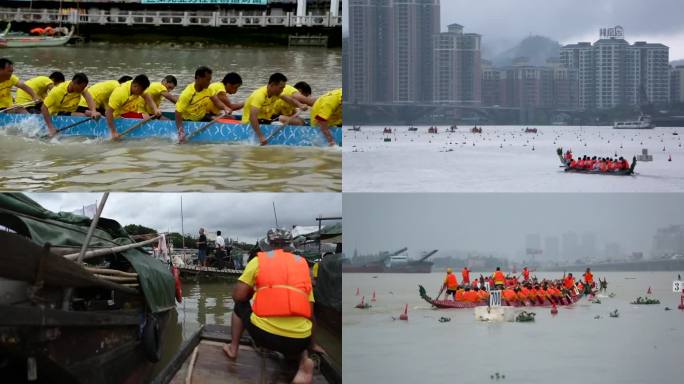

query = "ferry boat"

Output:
[[613, 114, 655, 129]]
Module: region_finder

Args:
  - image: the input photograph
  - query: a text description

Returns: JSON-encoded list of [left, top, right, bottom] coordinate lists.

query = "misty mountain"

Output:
[[490, 35, 561, 66]]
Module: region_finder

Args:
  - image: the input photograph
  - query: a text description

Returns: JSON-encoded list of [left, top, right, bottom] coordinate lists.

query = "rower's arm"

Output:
[[317, 119, 335, 146], [40, 103, 57, 135], [280, 94, 307, 110], [143, 93, 161, 116], [292, 93, 314, 107], [219, 93, 243, 111], [249, 106, 265, 144], [161, 92, 178, 103], [175, 111, 185, 142], [210, 95, 229, 114], [105, 106, 117, 136], [82, 90, 100, 118], [232, 281, 254, 302], [16, 82, 39, 101]]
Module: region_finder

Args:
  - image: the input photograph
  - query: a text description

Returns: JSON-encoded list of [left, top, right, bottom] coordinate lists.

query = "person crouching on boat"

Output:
[[271, 81, 313, 126], [106, 74, 155, 140], [310, 88, 342, 147], [476, 286, 489, 301], [223, 228, 319, 384], [443, 267, 459, 300], [140, 75, 178, 119], [0, 58, 40, 114], [15, 71, 65, 113], [242, 72, 289, 145], [41, 73, 99, 137], [175, 66, 230, 142], [502, 287, 517, 305], [75, 76, 131, 118]]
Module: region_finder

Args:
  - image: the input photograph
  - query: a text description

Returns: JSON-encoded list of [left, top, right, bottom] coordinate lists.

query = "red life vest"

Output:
[[253, 249, 312, 319], [583, 272, 593, 284], [494, 271, 505, 285], [461, 268, 470, 284], [446, 272, 458, 289], [522, 268, 530, 281]]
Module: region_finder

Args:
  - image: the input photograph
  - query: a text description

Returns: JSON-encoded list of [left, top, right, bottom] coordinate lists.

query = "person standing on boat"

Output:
[[197, 228, 207, 267], [15, 71, 65, 112], [492, 267, 505, 290], [105, 75, 156, 140], [461, 266, 470, 285], [41, 73, 100, 137], [175, 66, 229, 142], [0, 58, 40, 113], [442, 268, 459, 300], [271, 81, 313, 126], [241, 72, 289, 145], [522, 266, 530, 282], [140, 75, 178, 118], [207, 72, 244, 115], [223, 228, 318, 384], [583, 268, 594, 290], [215, 230, 226, 267], [310, 88, 342, 146]]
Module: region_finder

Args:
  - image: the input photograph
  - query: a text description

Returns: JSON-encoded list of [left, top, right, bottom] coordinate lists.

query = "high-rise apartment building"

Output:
[[432, 23, 481, 104]]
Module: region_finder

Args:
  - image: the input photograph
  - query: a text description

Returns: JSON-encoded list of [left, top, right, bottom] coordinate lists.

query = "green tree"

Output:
[[123, 224, 157, 236]]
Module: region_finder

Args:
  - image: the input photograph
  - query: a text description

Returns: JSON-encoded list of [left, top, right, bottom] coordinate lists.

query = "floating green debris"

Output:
[[438, 316, 451, 323], [631, 297, 660, 305], [515, 311, 536, 322], [609, 309, 619, 318]]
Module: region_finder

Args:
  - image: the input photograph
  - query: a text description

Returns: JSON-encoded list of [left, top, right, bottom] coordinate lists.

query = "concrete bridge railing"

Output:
[[0, 8, 342, 28]]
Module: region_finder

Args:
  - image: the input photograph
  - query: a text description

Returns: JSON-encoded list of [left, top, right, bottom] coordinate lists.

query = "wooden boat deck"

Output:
[[155, 324, 336, 384]]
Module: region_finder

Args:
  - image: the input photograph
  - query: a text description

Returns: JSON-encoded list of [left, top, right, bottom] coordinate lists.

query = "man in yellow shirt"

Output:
[[241, 72, 288, 145], [223, 228, 319, 384], [271, 81, 313, 126], [207, 72, 244, 115], [76, 76, 130, 115], [105, 74, 156, 140], [140, 75, 178, 117], [0, 58, 40, 113], [311, 88, 342, 146], [15, 71, 65, 112], [175, 66, 229, 142], [41, 73, 99, 137]]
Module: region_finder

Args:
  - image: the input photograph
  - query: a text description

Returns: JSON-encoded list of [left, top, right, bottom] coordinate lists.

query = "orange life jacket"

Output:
[[493, 271, 505, 285], [522, 268, 529, 280], [502, 289, 517, 301], [446, 272, 458, 289], [583, 272, 593, 284], [462, 268, 470, 283], [253, 249, 312, 319], [518, 288, 529, 300], [478, 290, 489, 300], [464, 290, 479, 302], [455, 289, 465, 301], [563, 276, 575, 289]]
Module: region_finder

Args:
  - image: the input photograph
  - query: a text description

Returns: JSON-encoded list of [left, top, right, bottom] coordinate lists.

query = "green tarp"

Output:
[[0, 193, 175, 313]]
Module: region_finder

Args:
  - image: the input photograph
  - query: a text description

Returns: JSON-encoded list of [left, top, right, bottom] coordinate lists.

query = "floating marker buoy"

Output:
[[647, 286, 652, 295], [355, 296, 370, 309], [355, 287, 360, 296], [551, 303, 558, 315], [668, 154, 672, 162], [678, 292, 684, 310], [399, 304, 408, 320], [371, 290, 376, 302]]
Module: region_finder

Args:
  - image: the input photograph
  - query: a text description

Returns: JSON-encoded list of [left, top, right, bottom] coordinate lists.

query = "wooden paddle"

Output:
[[261, 110, 303, 146], [41, 116, 96, 139], [182, 112, 226, 143], [117, 115, 155, 140], [0, 100, 39, 114]]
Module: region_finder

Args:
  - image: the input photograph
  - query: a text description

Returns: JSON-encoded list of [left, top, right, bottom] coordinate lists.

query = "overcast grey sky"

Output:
[[440, 0, 684, 60], [344, 194, 684, 258], [344, 0, 684, 60], [27, 193, 341, 243]]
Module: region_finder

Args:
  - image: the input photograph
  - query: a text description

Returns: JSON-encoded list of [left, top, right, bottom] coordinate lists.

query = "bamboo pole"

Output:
[[84, 267, 138, 278], [93, 274, 138, 282], [185, 345, 199, 384], [63, 236, 161, 261]]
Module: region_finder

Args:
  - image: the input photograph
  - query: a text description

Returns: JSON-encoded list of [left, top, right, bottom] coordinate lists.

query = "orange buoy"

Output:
[[551, 303, 558, 315], [399, 304, 408, 320], [355, 296, 367, 309], [678, 292, 684, 310], [371, 290, 376, 302]]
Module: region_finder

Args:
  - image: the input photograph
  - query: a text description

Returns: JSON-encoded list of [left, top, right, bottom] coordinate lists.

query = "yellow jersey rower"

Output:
[[15, 72, 66, 112], [0, 57, 40, 113], [271, 81, 313, 126], [76, 76, 130, 114], [41, 72, 100, 137], [106, 74, 155, 140], [175, 66, 230, 142], [241, 72, 288, 145], [310, 88, 342, 146], [140, 75, 178, 117], [207, 72, 244, 115]]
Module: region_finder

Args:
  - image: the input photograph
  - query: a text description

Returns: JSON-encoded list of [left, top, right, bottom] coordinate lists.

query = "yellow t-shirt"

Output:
[[311, 88, 342, 127], [78, 80, 119, 109], [108, 81, 143, 117], [312, 262, 320, 279], [0, 74, 20, 108], [206, 82, 227, 114], [141, 82, 169, 113], [43, 81, 82, 115], [16, 76, 52, 104], [271, 84, 300, 116], [238, 257, 314, 339], [175, 83, 215, 121], [240, 85, 281, 123]]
